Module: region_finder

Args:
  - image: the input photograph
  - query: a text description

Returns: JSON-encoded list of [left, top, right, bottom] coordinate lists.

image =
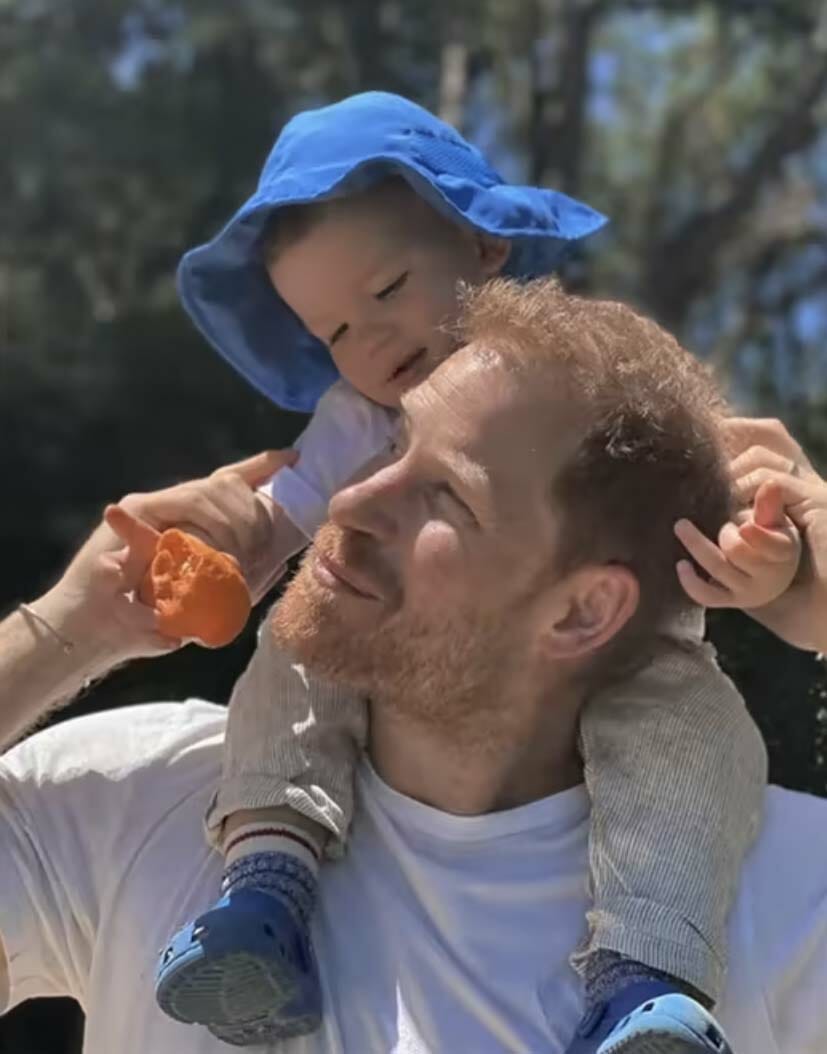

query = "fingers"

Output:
[[674, 519, 749, 594], [729, 447, 796, 485], [122, 487, 238, 555], [213, 449, 298, 488], [721, 417, 805, 463], [752, 480, 786, 530], [736, 520, 800, 564], [96, 551, 183, 654], [114, 452, 294, 577], [717, 521, 768, 575], [733, 466, 811, 511], [674, 518, 800, 610], [124, 474, 276, 559], [105, 503, 159, 551], [104, 504, 160, 589], [675, 559, 735, 609]]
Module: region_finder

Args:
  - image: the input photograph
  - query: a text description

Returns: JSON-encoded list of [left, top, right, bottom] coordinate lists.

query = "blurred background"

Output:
[[1, 0, 827, 1049]]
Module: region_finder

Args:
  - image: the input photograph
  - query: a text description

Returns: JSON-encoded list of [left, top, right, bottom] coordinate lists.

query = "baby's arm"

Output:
[[204, 609, 368, 854], [261, 378, 397, 540]]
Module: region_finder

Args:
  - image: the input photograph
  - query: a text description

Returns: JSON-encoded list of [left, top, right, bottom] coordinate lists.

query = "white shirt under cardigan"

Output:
[[263, 379, 397, 539], [0, 700, 825, 1054]]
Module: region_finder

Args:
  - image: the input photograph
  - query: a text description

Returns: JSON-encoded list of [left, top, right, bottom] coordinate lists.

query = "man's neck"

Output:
[[368, 679, 584, 816]]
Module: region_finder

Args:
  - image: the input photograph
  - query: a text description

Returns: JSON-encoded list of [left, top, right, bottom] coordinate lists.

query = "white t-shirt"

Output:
[[262, 380, 397, 539], [0, 700, 825, 1054]]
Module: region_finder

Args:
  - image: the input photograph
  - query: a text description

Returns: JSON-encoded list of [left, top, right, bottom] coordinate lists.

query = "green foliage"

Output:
[[2, 1, 826, 1047], [1, 4, 826, 1044], [3, 0, 826, 774]]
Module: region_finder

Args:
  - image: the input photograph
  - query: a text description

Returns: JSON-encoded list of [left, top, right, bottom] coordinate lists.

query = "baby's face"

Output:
[[267, 196, 509, 407]]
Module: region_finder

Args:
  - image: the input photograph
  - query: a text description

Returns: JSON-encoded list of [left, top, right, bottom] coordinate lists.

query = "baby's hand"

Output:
[[673, 480, 802, 610]]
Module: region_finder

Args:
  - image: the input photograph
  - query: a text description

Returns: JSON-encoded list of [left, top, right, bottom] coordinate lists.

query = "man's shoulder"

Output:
[[726, 785, 827, 1051], [741, 784, 827, 954], [749, 784, 827, 879], [0, 699, 226, 788], [761, 783, 827, 844]]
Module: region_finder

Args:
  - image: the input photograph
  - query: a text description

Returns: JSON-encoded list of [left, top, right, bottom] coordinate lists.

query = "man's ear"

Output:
[[475, 233, 511, 277], [538, 564, 640, 662]]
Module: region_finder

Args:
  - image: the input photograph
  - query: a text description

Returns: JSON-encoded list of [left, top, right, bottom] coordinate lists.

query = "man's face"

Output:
[[272, 347, 584, 723], [268, 197, 507, 407]]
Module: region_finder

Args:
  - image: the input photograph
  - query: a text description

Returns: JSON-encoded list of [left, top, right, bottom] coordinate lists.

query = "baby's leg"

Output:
[[156, 607, 366, 1045], [567, 611, 766, 1053], [206, 610, 366, 860]]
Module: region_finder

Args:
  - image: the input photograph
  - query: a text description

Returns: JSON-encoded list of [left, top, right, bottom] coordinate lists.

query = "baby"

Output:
[[149, 93, 796, 1053]]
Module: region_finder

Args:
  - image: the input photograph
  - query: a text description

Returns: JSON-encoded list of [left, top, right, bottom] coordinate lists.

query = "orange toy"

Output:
[[139, 529, 252, 647]]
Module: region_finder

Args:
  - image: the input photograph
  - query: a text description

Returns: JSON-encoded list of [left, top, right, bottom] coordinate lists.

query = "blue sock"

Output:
[[221, 850, 318, 927], [583, 949, 713, 1010]]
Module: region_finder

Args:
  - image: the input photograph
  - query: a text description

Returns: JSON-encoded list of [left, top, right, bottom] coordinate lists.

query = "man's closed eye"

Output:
[[433, 483, 477, 526]]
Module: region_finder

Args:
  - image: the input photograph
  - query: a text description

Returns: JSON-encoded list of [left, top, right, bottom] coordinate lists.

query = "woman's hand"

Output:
[[113, 449, 297, 606], [676, 417, 827, 653], [724, 418, 827, 653], [38, 449, 297, 668], [674, 480, 801, 611]]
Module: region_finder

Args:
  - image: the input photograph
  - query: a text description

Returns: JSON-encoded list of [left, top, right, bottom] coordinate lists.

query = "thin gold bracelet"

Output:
[[18, 602, 75, 655]]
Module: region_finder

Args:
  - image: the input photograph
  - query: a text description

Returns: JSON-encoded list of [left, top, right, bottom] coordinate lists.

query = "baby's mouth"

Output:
[[389, 347, 427, 384]]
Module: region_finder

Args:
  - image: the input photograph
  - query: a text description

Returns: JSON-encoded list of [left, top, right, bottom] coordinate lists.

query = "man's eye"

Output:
[[376, 272, 409, 300], [434, 484, 476, 525]]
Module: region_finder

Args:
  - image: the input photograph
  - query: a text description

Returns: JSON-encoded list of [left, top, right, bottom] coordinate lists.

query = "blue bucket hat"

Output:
[[178, 91, 608, 413]]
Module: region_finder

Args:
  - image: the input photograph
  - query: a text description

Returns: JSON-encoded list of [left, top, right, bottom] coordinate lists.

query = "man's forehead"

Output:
[[401, 344, 525, 428], [400, 348, 562, 481]]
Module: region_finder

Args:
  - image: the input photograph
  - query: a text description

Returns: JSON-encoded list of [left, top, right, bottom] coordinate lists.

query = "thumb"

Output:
[[214, 449, 299, 489], [752, 480, 786, 530], [104, 504, 160, 588]]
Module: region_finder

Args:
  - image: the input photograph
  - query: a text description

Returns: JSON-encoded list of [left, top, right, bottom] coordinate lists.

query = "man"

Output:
[[1, 279, 826, 1054]]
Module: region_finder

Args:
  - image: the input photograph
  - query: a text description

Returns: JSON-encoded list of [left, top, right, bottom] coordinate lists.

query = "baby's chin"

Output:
[[384, 347, 452, 406]]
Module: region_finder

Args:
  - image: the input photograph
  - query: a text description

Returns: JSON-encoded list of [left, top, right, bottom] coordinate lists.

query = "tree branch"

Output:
[[529, 0, 601, 191], [641, 20, 734, 260], [644, 51, 827, 328], [438, 13, 471, 132]]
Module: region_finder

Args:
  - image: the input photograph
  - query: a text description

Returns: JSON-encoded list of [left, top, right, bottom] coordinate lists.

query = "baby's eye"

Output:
[[376, 272, 409, 300]]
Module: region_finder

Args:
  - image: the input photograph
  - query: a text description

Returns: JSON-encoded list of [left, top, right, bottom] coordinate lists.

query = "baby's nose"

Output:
[[362, 322, 397, 360]]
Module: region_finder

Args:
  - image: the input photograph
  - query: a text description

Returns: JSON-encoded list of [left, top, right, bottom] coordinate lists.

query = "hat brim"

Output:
[[178, 156, 607, 413]]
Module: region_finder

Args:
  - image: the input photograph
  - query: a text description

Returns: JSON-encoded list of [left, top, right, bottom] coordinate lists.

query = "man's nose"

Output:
[[328, 460, 402, 541]]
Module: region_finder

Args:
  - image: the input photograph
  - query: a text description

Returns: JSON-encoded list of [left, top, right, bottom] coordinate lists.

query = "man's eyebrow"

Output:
[[441, 449, 489, 497], [397, 401, 491, 507]]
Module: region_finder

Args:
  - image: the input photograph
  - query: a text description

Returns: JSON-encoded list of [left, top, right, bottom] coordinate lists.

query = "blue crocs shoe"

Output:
[[155, 887, 322, 1045], [566, 981, 733, 1054], [598, 992, 732, 1054]]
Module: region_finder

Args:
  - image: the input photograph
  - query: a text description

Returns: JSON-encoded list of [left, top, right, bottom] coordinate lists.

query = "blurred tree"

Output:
[[1, 0, 826, 1049]]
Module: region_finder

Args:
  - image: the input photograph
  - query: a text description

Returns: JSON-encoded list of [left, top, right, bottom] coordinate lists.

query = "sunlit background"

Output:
[[2, 1, 827, 1049]]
